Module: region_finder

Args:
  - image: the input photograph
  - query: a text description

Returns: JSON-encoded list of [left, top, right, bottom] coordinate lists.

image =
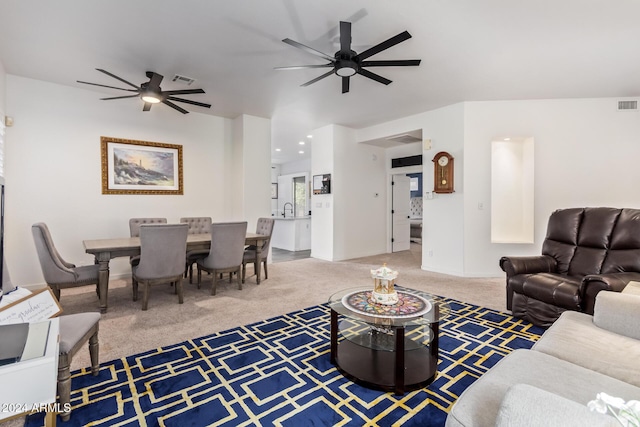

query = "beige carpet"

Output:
[[64, 245, 506, 370], [7, 245, 507, 426]]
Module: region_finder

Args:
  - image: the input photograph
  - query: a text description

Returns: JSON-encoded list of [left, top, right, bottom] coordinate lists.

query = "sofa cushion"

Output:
[[509, 273, 581, 310], [593, 291, 640, 341], [444, 349, 640, 427], [602, 209, 640, 273], [495, 384, 618, 427], [532, 310, 640, 388]]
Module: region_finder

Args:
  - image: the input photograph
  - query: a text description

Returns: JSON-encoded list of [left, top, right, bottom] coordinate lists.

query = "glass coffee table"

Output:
[[328, 287, 450, 395]]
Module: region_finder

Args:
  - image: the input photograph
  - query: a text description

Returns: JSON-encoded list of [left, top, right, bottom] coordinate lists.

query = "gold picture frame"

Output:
[[101, 136, 183, 195]]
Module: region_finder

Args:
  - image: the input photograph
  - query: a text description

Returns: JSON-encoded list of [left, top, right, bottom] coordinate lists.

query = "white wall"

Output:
[[4, 76, 268, 285], [0, 61, 5, 179], [357, 103, 466, 275], [385, 142, 422, 160], [310, 124, 334, 260], [311, 124, 387, 261], [463, 98, 640, 276], [270, 164, 280, 214], [280, 158, 311, 176], [0, 61, 5, 121], [357, 98, 640, 277], [238, 114, 272, 230], [333, 125, 387, 260]]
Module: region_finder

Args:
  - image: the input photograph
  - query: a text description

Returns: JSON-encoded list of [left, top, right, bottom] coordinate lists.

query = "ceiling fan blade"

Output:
[[282, 38, 335, 62], [301, 70, 335, 87], [96, 69, 140, 89], [143, 102, 152, 112], [146, 71, 164, 90], [340, 21, 352, 52], [356, 31, 412, 60], [77, 81, 138, 92], [162, 100, 189, 114], [275, 64, 333, 70], [162, 89, 206, 95], [358, 68, 392, 85], [342, 76, 350, 94], [167, 96, 211, 108], [100, 95, 139, 100], [361, 59, 421, 67]]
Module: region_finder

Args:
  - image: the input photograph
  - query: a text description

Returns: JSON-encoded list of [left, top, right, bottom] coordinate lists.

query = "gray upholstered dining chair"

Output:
[[58, 312, 100, 421], [180, 216, 212, 282], [132, 223, 188, 310], [2, 258, 100, 422], [31, 222, 100, 302], [196, 221, 247, 295], [242, 217, 275, 284], [129, 217, 168, 237], [128, 217, 167, 269]]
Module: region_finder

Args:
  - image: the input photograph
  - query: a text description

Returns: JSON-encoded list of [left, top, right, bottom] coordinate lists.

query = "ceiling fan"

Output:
[[276, 21, 421, 93], [77, 69, 211, 114]]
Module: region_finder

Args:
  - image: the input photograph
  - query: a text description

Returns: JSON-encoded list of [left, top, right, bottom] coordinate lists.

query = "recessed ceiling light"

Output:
[[299, 141, 305, 145], [307, 134, 313, 138], [298, 150, 304, 154], [504, 137, 511, 141], [275, 148, 281, 152]]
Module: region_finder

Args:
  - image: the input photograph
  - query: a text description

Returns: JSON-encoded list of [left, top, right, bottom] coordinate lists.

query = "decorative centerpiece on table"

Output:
[[340, 264, 431, 319], [371, 263, 399, 305]]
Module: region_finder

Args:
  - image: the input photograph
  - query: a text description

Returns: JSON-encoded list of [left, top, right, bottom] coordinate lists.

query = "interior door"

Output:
[[392, 175, 411, 252]]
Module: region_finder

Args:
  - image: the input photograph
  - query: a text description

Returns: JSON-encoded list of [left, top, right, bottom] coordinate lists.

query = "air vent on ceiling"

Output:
[[171, 74, 196, 85], [386, 134, 422, 144], [617, 100, 638, 111]]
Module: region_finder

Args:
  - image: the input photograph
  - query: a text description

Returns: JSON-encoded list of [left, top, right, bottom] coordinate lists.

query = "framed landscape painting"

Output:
[[101, 136, 183, 195]]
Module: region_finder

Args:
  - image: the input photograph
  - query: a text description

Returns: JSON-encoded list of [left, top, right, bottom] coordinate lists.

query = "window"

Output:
[[293, 176, 306, 217]]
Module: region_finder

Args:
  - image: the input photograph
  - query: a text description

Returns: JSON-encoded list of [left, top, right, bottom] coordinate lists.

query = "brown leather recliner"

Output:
[[500, 207, 640, 327]]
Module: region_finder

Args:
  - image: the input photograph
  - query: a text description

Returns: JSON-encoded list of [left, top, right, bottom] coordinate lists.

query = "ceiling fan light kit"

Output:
[[140, 93, 162, 104], [335, 58, 358, 77], [277, 20, 421, 93]]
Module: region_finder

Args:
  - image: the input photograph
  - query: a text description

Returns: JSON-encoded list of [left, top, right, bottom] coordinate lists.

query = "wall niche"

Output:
[[491, 137, 534, 244]]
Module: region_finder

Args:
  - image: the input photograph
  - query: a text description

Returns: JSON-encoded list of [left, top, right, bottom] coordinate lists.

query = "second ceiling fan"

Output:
[[277, 21, 421, 93]]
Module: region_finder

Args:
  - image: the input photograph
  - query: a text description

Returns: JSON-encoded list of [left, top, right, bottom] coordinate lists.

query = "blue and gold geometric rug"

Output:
[[26, 298, 544, 427]]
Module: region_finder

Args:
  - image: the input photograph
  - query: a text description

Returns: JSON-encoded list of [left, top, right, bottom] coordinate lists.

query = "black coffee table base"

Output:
[[329, 309, 439, 395]]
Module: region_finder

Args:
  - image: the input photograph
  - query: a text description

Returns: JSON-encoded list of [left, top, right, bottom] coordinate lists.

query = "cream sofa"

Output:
[[445, 285, 640, 426]]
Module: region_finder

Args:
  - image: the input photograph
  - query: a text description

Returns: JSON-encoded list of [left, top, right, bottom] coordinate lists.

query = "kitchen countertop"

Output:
[[273, 216, 311, 221]]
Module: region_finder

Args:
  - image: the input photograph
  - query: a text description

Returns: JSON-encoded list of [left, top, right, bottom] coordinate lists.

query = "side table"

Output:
[[0, 318, 60, 426]]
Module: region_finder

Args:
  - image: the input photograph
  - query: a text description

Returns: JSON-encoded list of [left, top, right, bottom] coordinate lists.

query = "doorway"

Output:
[[391, 174, 411, 252]]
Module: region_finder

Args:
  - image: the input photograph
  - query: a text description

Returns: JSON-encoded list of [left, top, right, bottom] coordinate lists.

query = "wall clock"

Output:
[[433, 151, 454, 193]]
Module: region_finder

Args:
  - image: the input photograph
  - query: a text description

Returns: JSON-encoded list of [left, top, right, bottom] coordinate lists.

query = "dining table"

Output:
[[83, 232, 269, 313]]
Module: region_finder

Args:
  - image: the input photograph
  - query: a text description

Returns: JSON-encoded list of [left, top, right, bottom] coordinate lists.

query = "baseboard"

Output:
[[420, 265, 502, 278]]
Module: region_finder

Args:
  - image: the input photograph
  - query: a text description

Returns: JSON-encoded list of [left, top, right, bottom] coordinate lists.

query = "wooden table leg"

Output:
[[96, 253, 111, 313], [330, 309, 338, 364], [394, 326, 405, 395], [431, 305, 440, 359], [255, 242, 262, 284]]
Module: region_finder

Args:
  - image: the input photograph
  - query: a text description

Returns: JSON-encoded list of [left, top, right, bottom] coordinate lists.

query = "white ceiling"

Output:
[[1, 0, 639, 164]]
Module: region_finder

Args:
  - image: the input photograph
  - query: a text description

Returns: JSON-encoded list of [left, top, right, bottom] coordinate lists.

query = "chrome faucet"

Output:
[[283, 202, 293, 217]]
